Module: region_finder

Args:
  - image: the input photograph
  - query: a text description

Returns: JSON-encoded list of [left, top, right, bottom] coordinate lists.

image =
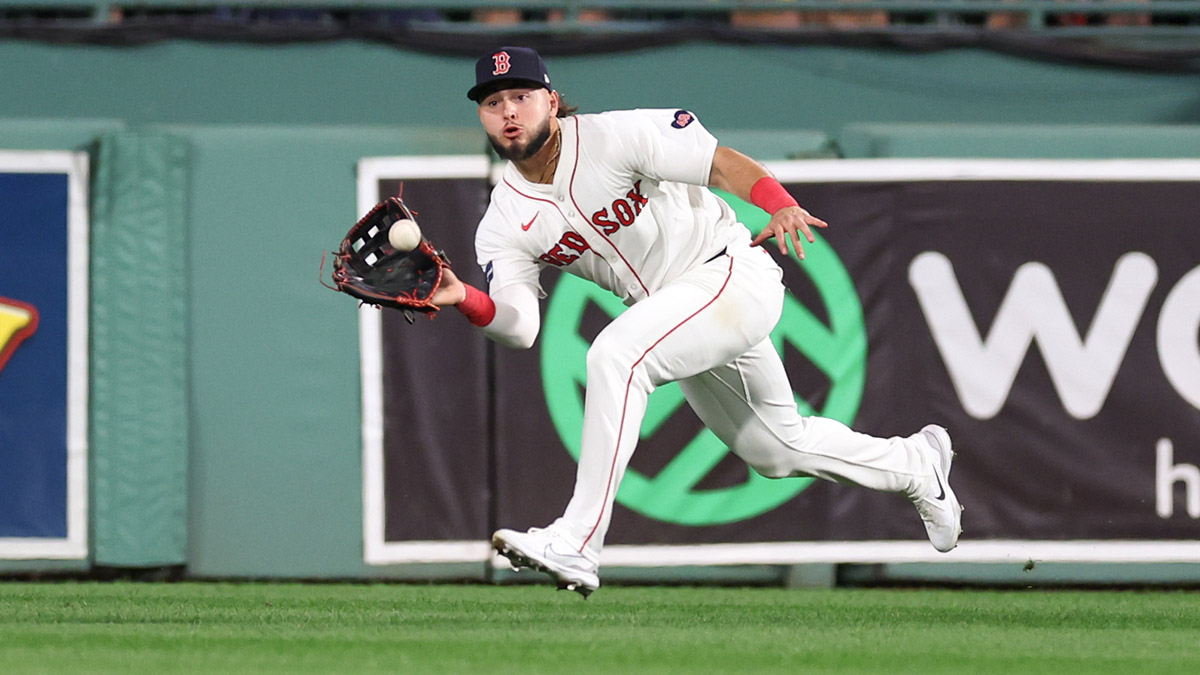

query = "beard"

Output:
[[489, 119, 552, 161]]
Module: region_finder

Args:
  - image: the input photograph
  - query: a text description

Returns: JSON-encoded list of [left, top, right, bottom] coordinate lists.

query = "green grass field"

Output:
[[1, 581, 1197, 674]]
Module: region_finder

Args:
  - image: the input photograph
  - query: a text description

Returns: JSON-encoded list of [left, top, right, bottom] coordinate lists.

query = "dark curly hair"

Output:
[[556, 93, 578, 117]]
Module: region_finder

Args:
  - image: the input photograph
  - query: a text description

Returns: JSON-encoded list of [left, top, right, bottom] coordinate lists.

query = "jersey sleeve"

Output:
[[604, 109, 718, 187], [475, 210, 544, 299], [479, 283, 541, 350], [474, 211, 545, 349]]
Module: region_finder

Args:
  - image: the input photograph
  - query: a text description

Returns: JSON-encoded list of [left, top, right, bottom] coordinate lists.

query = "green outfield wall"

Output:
[[1, 39, 1199, 582], [2, 41, 1199, 132]]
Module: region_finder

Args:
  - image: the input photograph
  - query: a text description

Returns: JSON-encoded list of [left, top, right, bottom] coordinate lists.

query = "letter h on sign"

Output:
[[1156, 438, 1200, 519]]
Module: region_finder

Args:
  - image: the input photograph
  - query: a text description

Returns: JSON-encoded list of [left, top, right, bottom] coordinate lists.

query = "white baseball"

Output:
[[387, 218, 421, 252]]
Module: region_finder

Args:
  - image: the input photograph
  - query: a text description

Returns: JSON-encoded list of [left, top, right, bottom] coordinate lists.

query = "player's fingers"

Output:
[[772, 228, 792, 254], [808, 215, 829, 229], [777, 225, 791, 255], [755, 224, 789, 253], [799, 221, 816, 244], [789, 227, 804, 259]]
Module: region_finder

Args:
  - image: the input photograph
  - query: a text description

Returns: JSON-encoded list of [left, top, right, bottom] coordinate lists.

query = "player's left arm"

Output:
[[431, 267, 468, 306], [707, 146, 828, 259], [432, 267, 542, 349]]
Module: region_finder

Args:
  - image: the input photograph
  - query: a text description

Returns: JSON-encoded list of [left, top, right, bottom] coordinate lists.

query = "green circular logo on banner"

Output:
[[540, 191, 866, 526]]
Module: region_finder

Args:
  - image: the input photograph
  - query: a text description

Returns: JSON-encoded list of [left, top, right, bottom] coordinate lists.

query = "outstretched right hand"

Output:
[[431, 267, 468, 307]]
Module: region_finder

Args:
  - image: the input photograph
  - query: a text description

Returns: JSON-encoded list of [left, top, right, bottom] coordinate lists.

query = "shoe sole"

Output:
[[492, 532, 597, 599], [920, 425, 964, 551]]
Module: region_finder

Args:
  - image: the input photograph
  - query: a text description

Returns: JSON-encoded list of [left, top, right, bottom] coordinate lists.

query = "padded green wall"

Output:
[[90, 131, 191, 568]]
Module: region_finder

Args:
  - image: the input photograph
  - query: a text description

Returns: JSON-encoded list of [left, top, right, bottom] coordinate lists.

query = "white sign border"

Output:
[[360, 157, 1200, 566], [0, 150, 89, 560], [357, 156, 492, 565]]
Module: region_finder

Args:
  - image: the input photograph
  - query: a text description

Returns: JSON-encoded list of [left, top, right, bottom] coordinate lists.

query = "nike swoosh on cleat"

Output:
[[545, 542, 589, 561], [933, 472, 946, 501], [521, 214, 538, 231]]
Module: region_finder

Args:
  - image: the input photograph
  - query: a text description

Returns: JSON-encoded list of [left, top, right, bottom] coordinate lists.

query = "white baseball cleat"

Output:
[[492, 527, 600, 598], [910, 424, 963, 553]]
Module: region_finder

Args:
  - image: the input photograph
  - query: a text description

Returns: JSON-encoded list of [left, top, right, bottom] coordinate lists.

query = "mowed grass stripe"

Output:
[[0, 582, 1197, 674]]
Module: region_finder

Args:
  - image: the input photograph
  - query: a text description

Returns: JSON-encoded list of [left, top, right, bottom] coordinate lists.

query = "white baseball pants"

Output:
[[552, 242, 935, 564]]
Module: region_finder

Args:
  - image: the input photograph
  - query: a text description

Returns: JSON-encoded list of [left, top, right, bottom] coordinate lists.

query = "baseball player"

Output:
[[431, 46, 962, 596]]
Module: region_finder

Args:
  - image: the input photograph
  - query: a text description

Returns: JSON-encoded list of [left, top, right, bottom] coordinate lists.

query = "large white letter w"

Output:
[[908, 251, 1157, 420]]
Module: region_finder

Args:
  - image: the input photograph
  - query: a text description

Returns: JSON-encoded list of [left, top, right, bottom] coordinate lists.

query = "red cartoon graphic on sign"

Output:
[[0, 297, 38, 374]]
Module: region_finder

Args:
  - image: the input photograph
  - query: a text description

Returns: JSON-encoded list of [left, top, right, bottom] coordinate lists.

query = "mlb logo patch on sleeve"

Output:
[[671, 110, 695, 129]]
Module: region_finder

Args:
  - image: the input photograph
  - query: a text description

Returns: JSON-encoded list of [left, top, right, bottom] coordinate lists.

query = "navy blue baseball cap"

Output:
[[468, 46, 552, 102]]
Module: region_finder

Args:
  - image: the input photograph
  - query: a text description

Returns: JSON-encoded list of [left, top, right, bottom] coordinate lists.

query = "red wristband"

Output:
[[456, 283, 496, 327], [750, 176, 800, 215]]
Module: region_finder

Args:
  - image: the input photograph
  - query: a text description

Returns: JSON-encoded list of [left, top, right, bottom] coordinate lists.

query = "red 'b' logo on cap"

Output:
[[492, 51, 511, 76]]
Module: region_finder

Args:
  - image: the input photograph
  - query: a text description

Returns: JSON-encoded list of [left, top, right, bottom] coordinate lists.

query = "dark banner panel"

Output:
[[369, 161, 1200, 563], [376, 177, 493, 546], [491, 173, 1200, 547], [804, 178, 1200, 543]]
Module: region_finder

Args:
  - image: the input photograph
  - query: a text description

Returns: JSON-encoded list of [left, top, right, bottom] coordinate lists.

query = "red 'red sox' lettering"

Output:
[[591, 181, 646, 235], [539, 231, 591, 267]]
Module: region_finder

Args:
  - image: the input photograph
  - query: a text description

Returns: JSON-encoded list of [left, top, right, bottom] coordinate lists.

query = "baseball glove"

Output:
[[324, 197, 451, 322]]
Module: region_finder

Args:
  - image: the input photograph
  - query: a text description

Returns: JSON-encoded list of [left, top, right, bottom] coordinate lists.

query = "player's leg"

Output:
[[551, 253, 782, 564], [496, 254, 775, 592], [678, 340, 923, 489], [678, 340, 962, 551]]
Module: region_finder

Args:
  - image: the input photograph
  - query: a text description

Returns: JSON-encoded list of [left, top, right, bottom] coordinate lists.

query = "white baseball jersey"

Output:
[[474, 107, 942, 566], [476, 108, 750, 306]]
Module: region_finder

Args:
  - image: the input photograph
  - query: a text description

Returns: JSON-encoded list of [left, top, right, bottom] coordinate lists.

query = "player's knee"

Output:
[[731, 442, 795, 479], [585, 331, 636, 375], [748, 461, 792, 480]]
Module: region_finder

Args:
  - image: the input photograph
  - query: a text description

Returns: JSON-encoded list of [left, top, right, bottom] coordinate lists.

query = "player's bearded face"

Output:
[[488, 115, 552, 162], [479, 87, 555, 162]]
